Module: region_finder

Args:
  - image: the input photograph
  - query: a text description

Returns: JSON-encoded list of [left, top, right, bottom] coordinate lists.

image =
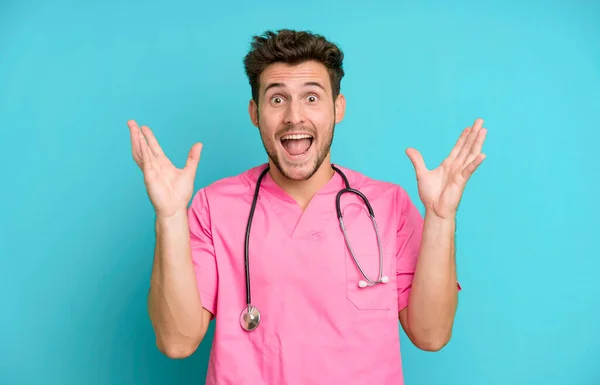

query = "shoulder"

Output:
[[188, 163, 267, 214], [333, 163, 423, 232], [333, 164, 414, 206], [332, 164, 422, 226]]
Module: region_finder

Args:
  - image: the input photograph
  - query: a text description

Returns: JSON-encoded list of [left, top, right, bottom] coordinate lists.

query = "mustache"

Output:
[[276, 125, 316, 139]]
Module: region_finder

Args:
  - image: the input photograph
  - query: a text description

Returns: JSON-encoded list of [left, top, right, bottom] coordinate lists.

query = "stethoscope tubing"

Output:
[[241, 164, 387, 331], [244, 166, 270, 309]]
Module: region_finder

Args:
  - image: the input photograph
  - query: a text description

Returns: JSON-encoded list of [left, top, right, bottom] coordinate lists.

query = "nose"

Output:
[[283, 99, 305, 126]]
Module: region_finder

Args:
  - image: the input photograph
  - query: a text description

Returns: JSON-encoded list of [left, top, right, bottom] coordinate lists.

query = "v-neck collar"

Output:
[[245, 163, 349, 239]]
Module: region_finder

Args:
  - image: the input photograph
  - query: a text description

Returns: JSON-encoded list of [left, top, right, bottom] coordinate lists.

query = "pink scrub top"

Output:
[[188, 163, 428, 385]]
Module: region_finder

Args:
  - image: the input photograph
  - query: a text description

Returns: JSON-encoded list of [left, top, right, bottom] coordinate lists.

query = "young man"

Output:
[[128, 29, 487, 385]]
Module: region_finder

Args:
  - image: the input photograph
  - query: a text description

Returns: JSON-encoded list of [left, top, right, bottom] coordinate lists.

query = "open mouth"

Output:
[[280, 134, 314, 157]]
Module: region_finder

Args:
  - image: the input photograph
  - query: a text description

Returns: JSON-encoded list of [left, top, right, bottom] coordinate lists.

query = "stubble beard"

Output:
[[258, 119, 336, 182]]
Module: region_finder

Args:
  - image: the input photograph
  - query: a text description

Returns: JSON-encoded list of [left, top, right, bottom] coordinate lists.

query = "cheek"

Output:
[[311, 109, 334, 130], [258, 113, 282, 138]]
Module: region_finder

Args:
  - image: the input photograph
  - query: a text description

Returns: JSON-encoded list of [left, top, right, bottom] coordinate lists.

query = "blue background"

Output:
[[1, 0, 599, 384]]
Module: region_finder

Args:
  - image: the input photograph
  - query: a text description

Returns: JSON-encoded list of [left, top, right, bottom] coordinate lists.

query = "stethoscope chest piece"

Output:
[[240, 305, 261, 331]]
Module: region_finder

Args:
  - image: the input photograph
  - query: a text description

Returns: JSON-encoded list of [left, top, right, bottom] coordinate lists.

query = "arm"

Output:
[[399, 118, 487, 351], [398, 211, 457, 351], [148, 210, 212, 359], [125, 119, 212, 359]]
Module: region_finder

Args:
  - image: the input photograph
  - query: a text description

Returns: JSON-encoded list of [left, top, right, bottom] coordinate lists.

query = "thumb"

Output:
[[406, 148, 426, 177], [184, 142, 203, 176]]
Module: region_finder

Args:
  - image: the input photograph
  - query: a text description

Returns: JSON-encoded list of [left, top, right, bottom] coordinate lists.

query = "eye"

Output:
[[271, 96, 284, 104], [307, 94, 318, 103]]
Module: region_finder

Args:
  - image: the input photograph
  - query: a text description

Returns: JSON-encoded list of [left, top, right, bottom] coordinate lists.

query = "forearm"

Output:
[[148, 210, 206, 356], [406, 210, 458, 349]]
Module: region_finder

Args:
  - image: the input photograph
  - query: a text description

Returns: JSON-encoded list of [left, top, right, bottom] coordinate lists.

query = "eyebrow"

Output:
[[263, 81, 326, 94]]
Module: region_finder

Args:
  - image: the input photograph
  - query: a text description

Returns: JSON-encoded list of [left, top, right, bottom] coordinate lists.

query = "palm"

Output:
[[128, 120, 203, 218], [144, 159, 195, 218], [406, 119, 487, 219]]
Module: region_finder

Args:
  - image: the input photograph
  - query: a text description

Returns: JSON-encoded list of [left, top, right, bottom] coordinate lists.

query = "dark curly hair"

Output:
[[243, 29, 345, 104]]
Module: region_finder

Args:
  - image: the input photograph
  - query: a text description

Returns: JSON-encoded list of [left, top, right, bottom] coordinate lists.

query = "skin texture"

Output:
[[248, 60, 346, 209], [399, 119, 487, 351], [127, 119, 211, 359]]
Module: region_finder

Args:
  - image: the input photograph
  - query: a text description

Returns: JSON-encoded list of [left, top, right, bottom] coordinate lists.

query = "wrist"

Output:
[[424, 209, 456, 228], [155, 209, 188, 230]]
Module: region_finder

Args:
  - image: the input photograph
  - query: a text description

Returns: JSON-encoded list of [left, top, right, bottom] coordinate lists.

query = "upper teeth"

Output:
[[281, 134, 312, 140]]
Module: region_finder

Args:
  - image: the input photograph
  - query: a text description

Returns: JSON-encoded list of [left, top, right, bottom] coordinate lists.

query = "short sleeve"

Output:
[[187, 189, 218, 317], [395, 187, 424, 312]]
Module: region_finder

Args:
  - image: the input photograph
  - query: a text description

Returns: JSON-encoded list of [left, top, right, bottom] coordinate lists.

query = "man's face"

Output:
[[249, 60, 345, 181]]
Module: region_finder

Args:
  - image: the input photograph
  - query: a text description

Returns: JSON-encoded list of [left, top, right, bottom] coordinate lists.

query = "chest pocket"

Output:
[[344, 248, 396, 310], [340, 202, 396, 311]]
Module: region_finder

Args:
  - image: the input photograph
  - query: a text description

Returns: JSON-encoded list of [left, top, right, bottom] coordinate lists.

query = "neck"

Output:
[[268, 156, 335, 210]]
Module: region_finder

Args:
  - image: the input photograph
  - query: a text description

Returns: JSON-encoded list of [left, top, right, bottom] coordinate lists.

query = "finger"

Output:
[[184, 142, 203, 176], [446, 127, 471, 163], [128, 120, 142, 166], [457, 118, 484, 164], [462, 153, 486, 179], [405, 148, 427, 178], [465, 127, 487, 165], [141, 125, 165, 158], [139, 130, 155, 173]]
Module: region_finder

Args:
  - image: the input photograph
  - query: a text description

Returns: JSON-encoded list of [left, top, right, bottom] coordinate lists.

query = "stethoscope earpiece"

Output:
[[358, 276, 389, 288]]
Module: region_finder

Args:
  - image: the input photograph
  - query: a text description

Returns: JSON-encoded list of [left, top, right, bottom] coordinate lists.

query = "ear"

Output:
[[334, 94, 346, 124], [248, 99, 259, 128]]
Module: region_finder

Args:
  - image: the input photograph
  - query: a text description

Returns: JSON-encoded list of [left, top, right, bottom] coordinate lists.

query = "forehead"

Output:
[[259, 61, 331, 93]]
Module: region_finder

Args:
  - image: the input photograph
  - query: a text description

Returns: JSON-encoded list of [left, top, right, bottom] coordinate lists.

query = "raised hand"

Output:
[[128, 120, 203, 218], [405, 118, 487, 219]]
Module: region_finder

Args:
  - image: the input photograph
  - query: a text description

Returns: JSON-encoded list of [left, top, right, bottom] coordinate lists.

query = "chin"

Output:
[[276, 158, 319, 181], [264, 133, 331, 182], [282, 165, 316, 181]]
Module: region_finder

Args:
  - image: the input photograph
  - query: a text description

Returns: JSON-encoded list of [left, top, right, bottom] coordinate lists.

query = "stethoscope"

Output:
[[240, 164, 388, 331]]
